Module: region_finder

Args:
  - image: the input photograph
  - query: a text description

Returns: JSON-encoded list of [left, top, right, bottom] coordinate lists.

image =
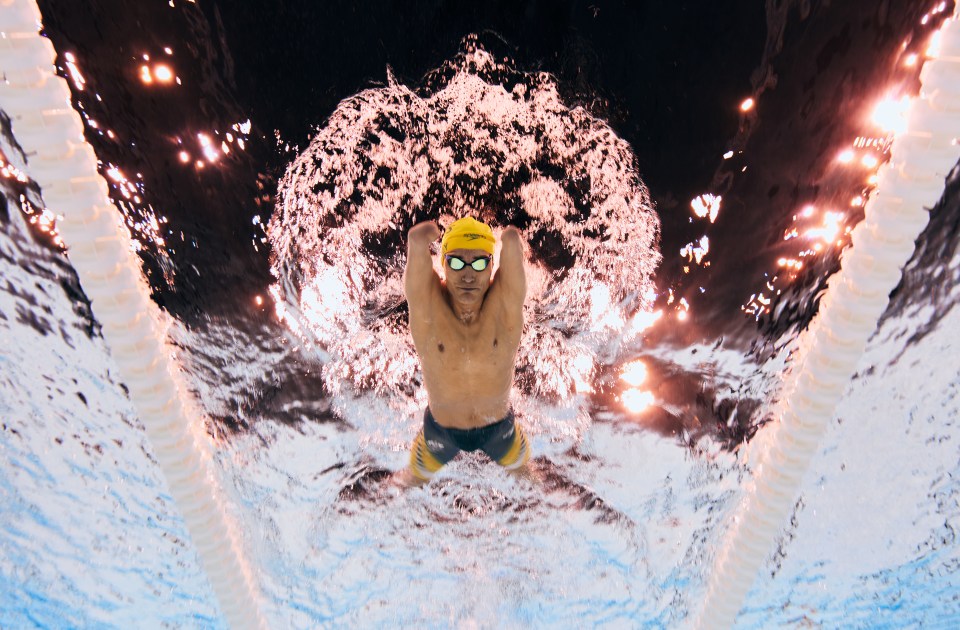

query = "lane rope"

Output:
[[695, 9, 960, 629], [0, 2, 267, 628]]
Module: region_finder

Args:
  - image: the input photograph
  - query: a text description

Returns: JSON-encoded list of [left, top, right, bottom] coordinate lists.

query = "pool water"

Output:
[[2, 0, 959, 627]]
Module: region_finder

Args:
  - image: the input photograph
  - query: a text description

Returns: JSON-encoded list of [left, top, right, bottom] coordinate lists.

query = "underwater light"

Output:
[[620, 360, 648, 387], [622, 388, 654, 414]]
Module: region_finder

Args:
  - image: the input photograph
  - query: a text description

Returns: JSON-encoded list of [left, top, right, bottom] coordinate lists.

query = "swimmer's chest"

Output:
[[413, 307, 520, 377]]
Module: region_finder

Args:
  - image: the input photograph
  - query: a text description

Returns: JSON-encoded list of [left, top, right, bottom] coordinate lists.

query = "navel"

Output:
[[438, 342, 445, 353], [493, 338, 498, 348]]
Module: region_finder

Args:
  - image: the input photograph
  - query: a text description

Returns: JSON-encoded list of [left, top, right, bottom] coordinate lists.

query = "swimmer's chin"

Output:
[[451, 287, 484, 304]]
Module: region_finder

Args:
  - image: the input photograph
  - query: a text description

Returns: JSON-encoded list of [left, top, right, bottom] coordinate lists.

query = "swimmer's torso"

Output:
[[410, 287, 522, 429]]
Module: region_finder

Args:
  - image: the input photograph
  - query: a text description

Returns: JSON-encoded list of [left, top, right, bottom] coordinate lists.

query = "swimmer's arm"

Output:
[[495, 226, 527, 307], [404, 221, 442, 309]]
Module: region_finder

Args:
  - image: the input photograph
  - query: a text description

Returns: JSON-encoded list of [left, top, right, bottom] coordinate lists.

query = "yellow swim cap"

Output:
[[441, 216, 496, 256]]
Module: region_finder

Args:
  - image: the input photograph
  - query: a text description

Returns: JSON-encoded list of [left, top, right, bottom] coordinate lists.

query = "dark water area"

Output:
[[698, 0, 931, 339], [18, 0, 958, 438], [214, 1, 765, 194], [33, 0, 764, 322]]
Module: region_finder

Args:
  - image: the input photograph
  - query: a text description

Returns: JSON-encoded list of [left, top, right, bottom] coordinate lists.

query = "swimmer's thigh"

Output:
[[481, 417, 531, 471], [409, 415, 460, 481]]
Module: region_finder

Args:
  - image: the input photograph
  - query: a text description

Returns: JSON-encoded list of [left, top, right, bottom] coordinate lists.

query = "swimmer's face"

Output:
[[443, 248, 493, 306]]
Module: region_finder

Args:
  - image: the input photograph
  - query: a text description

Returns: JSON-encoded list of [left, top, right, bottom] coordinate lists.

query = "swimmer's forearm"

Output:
[[496, 225, 526, 299], [500, 225, 525, 260], [405, 222, 440, 297]]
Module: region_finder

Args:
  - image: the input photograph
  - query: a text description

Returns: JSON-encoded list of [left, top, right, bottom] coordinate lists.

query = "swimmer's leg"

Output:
[[405, 429, 445, 485], [482, 413, 532, 476], [403, 411, 460, 486]]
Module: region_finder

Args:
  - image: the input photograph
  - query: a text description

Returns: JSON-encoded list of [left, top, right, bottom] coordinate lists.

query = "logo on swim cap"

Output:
[[441, 216, 496, 256]]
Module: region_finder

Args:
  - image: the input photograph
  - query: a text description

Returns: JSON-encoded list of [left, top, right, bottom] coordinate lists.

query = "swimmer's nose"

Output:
[[462, 270, 476, 283]]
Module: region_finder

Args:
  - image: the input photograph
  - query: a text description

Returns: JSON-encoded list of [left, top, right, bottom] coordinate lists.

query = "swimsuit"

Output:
[[409, 408, 531, 482]]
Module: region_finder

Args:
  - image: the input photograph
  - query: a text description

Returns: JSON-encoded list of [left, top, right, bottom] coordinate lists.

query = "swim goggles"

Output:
[[445, 255, 492, 272]]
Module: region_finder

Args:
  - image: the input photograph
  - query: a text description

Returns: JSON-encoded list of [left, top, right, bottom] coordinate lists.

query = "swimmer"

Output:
[[398, 216, 532, 486]]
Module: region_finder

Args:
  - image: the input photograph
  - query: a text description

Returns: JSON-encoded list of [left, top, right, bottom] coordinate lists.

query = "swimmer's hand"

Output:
[[408, 221, 441, 245], [500, 225, 522, 243]]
